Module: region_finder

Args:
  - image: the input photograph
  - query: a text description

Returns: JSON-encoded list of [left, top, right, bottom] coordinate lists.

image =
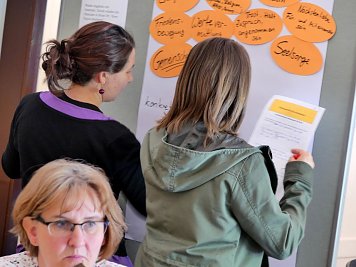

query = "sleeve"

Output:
[[1, 100, 24, 179], [1, 139, 20, 179], [230, 152, 313, 260], [107, 129, 146, 217]]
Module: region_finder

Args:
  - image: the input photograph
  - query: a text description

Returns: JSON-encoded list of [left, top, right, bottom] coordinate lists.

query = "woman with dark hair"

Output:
[[135, 37, 314, 267], [2, 21, 145, 267]]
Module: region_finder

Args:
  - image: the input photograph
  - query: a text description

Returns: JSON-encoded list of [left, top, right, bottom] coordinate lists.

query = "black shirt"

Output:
[[2, 91, 146, 217]]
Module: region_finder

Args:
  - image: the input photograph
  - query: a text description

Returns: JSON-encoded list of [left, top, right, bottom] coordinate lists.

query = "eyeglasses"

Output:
[[33, 215, 109, 237]]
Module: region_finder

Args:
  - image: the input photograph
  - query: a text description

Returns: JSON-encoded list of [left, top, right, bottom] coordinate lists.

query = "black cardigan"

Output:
[[2, 92, 146, 217]]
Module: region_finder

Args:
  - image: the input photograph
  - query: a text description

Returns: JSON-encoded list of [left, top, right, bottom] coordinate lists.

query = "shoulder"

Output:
[[0, 252, 38, 266], [142, 127, 164, 144], [14, 92, 40, 112], [106, 123, 140, 148], [20, 92, 40, 104], [102, 119, 136, 137], [96, 259, 127, 267]]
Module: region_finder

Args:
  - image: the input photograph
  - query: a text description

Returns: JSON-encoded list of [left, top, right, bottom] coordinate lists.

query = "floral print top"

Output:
[[0, 252, 126, 266]]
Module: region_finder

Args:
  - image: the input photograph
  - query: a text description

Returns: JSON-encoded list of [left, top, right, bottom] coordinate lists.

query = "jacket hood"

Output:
[[141, 126, 261, 192]]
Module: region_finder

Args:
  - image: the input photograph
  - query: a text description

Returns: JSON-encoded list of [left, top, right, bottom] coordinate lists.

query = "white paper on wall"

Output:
[[79, 0, 128, 28]]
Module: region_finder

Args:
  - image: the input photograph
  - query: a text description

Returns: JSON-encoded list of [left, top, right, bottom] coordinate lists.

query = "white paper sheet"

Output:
[[249, 95, 325, 197], [79, 0, 128, 28]]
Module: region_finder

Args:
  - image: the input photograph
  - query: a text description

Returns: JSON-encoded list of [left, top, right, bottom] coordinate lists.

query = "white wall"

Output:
[[337, 95, 356, 267], [36, 0, 61, 92], [0, 0, 7, 58]]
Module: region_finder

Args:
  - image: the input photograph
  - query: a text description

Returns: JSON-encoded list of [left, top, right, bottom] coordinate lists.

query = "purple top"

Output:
[[40, 91, 114, 121]]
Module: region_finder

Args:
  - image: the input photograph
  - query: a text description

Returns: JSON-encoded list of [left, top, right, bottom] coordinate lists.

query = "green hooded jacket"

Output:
[[135, 125, 313, 267]]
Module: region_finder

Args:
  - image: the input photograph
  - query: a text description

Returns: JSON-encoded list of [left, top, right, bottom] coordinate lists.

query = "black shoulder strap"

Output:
[[258, 145, 278, 194], [258, 145, 278, 267]]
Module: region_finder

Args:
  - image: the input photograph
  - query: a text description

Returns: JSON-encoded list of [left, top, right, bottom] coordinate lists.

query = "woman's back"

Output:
[[2, 92, 145, 214], [136, 126, 313, 267]]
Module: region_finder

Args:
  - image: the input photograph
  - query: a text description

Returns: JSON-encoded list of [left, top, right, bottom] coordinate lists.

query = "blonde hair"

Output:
[[157, 37, 251, 145], [11, 159, 127, 260]]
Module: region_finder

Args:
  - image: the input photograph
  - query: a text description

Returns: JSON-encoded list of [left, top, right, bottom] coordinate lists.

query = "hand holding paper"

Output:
[[289, 148, 315, 169]]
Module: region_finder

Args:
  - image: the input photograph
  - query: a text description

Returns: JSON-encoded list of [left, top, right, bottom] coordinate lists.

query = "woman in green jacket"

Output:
[[135, 37, 314, 267]]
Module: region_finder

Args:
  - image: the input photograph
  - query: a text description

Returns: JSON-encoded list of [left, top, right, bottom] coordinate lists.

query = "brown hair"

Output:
[[11, 159, 126, 260], [157, 37, 251, 145], [41, 21, 135, 94]]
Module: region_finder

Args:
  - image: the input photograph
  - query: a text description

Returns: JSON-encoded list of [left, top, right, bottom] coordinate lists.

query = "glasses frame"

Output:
[[33, 215, 110, 237]]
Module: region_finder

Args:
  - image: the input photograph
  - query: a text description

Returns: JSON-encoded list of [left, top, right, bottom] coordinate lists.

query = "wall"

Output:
[[337, 92, 356, 266], [298, 1, 356, 265], [36, 0, 61, 92], [0, 0, 7, 58], [0, 0, 47, 255]]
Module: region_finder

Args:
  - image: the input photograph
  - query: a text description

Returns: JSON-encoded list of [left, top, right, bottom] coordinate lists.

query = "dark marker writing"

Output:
[[274, 40, 310, 67]]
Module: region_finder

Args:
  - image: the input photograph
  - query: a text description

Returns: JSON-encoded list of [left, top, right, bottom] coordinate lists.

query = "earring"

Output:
[[99, 83, 105, 95]]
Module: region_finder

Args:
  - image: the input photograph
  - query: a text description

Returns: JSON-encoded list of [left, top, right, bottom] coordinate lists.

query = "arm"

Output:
[[1, 100, 24, 179], [107, 130, 146, 217], [1, 141, 20, 179], [230, 152, 313, 259]]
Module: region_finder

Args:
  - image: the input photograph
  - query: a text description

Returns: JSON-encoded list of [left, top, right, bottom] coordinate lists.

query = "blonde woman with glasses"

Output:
[[0, 159, 127, 267]]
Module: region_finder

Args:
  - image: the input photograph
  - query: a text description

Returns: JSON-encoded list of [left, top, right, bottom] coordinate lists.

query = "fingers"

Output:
[[289, 149, 315, 169]]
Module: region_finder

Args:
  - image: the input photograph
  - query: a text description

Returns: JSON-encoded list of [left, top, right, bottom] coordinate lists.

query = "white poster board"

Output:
[[127, 1, 335, 266]]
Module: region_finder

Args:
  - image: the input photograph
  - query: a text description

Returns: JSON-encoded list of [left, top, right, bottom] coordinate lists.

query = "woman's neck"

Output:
[[65, 84, 102, 107]]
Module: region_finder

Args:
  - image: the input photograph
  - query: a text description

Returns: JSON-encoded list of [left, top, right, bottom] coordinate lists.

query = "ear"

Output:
[[95, 71, 108, 85], [22, 217, 39, 246]]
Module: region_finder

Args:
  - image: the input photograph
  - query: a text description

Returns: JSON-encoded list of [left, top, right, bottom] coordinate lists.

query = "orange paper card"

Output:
[[156, 0, 199, 12], [191, 10, 234, 42], [270, 35, 323, 75], [206, 0, 251, 14], [283, 2, 336, 42], [234, 8, 283, 45], [259, 0, 300, 8], [150, 43, 192, 78], [150, 12, 192, 45]]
